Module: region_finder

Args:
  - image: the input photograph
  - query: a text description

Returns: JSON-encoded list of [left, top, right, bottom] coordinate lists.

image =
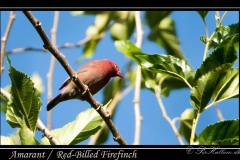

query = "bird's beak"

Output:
[[117, 71, 123, 78]]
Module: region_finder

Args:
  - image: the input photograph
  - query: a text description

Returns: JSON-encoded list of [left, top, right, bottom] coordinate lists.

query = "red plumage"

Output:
[[47, 59, 123, 111]]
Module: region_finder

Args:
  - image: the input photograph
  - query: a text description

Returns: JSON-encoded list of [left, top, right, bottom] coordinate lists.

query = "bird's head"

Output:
[[105, 59, 123, 78]]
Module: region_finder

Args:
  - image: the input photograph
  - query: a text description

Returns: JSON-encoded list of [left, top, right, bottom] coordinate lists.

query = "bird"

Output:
[[46, 59, 123, 111]]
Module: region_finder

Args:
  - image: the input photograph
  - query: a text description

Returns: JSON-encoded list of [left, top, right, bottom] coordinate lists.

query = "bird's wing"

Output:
[[58, 70, 88, 90], [59, 78, 71, 90]]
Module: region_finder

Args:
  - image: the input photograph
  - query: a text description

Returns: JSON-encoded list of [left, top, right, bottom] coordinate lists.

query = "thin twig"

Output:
[[0, 88, 61, 145], [0, 88, 10, 100], [47, 11, 59, 131], [36, 118, 61, 145], [154, 79, 184, 145], [219, 11, 228, 25], [88, 86, 132, 145], [132, 11, 144, 145], [6, 47, 48, 54], [214, 104, 224, 121], [6, 33, 105, 55], [22, 11, 127, 145], [1, 11, 16, 75]]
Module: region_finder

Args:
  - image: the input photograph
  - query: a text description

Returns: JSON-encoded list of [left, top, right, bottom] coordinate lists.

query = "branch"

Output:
[[214, 104, 224, 121], [6, 33, 105, 55], [88, 86, 132, 145], [1, 11, 16, 75], [154, 78, 184, 145], [219, 11, 228, 26], [22, 11, 127, 145], [0, 88, 61, 145], [36, 118, 61, 145], [0, 88, 11, 100], [132, 11, 143, 145], [47, 11, 59, 131]]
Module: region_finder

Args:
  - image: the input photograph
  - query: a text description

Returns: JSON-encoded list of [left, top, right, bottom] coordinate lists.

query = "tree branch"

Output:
[[88, 86, 132, 145], [132, 11, 144, 145], [154, 78, 184, 145], [1, 11, 16, 75], [214, 104, 224, 121], [47, 11, 59, 131], [22, 11, 127, 145], [6, 33, 105, 55]]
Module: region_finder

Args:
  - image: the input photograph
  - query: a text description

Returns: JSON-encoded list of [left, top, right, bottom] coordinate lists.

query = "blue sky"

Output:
[[1, 11, 239, 145]]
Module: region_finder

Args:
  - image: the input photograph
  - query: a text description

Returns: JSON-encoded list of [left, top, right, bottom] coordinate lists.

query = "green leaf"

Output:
[[160, 76, 189, 97], [1, 136, 15, 145], [204, 23, 239, 50], [1, 130, 21, 145], [115, 40, 142, 63], [148, 17, 184, 59], [1, 83, 11, 115], [145, 11, 172, 29], [93, 125, 110, 145], [6, 63, 42, 131], [197, 11, 208, 23], [135, 54, 195, 88], [200, 35, 207, 44], [83, 38, 99, 58], [190, 46, 237, 112], [190, 66, 229, 112], [95, 13, 111, 31], [6, 97, 24, 128], [211, 138, 239, 145], [83, 13, 111, 58], [70, 11, 106, 16], [199, 119, 239, 145], [41, 100, 111, 145], [119, 48, 192, 96], [179, 108, 198, 144], [138, 68, 187, 97], [103, 77, 125, 105], [1, 100, 7, 114], [195, 46, 237, 80], [110, 11, 135, 40], [19, 123, 39, 145], [212, 68, 239, 103]]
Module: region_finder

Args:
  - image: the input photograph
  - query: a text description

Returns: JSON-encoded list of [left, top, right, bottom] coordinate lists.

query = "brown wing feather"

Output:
[[59, 70, 87, 90]]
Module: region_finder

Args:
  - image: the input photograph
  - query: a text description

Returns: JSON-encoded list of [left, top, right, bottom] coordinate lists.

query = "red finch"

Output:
[[47, 59, 123, 111]]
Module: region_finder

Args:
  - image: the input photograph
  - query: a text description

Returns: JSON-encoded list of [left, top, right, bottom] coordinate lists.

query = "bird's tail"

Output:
[[47, 94, 62, 111]]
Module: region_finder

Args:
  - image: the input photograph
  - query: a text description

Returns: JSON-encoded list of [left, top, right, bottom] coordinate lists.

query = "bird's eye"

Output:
[[114, 64, 119, 70]]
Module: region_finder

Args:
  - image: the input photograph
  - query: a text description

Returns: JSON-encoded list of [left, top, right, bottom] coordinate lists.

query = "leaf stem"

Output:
[[190, 111, 201, 145], [184, 79, 193, 90], [203, 11, 226, 61], [219, 11, 228, 26]]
